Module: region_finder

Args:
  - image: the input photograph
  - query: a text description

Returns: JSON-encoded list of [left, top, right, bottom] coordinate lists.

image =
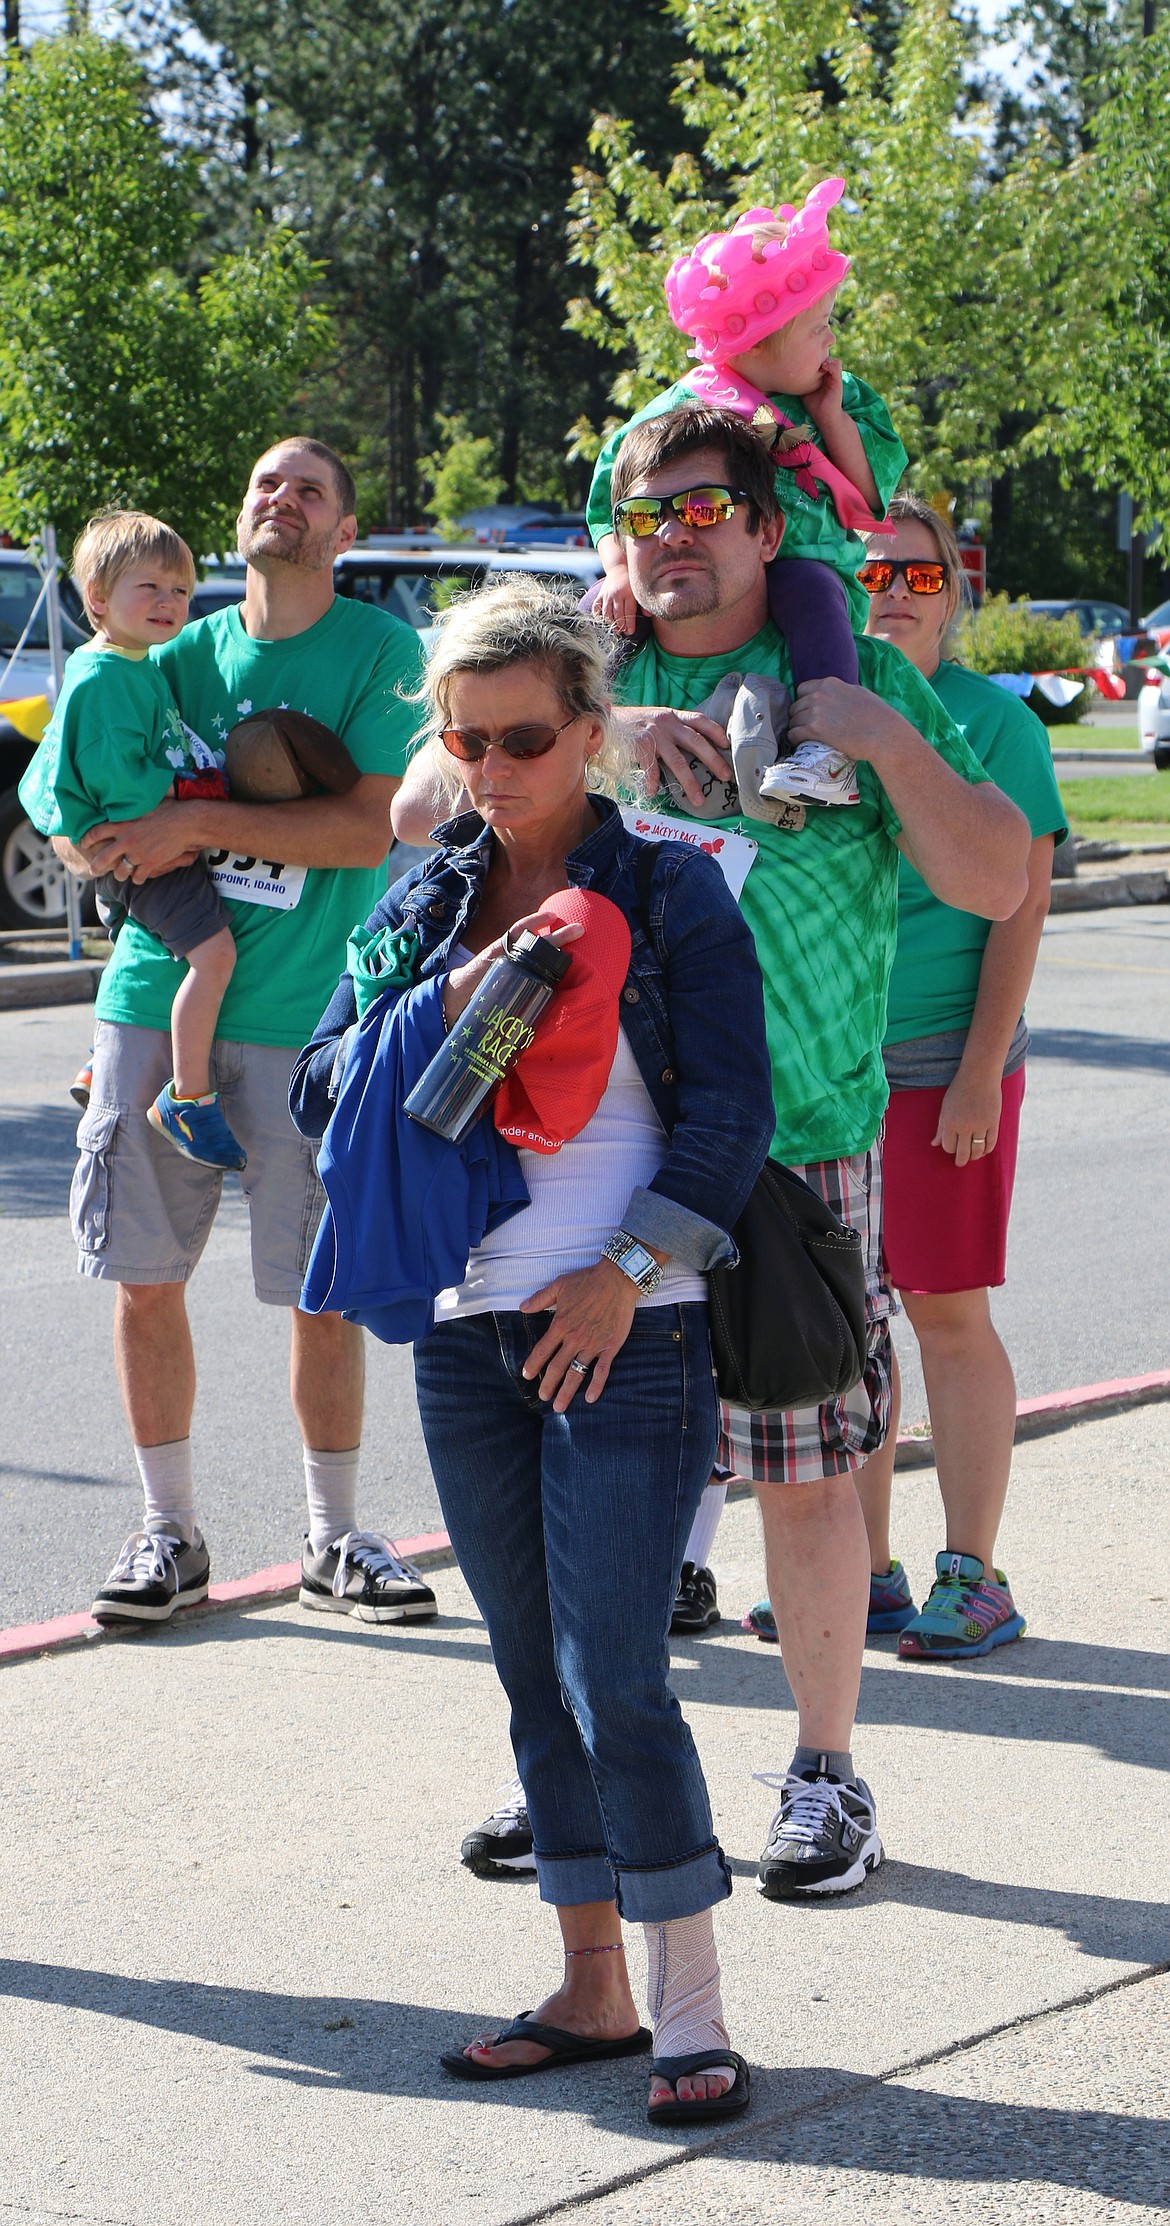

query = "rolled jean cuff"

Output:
[[536, 1840, 732, 1924], [621, 1186, 735, 1272]]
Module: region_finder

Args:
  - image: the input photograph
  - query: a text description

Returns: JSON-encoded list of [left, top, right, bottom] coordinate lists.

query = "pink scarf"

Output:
[[684, 363, 892, 537]]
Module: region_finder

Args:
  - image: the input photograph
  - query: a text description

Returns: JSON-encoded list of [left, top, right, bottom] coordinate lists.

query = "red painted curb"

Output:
[[3, 1380, 1169, 1667]]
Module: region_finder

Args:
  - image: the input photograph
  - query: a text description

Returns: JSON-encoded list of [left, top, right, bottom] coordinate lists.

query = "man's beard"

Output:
[[635, 558, 721, 621], [238, 513, 338, 573]]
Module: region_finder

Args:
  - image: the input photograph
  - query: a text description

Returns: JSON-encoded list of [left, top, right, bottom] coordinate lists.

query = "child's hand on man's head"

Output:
[[800, 355, 844, 426], [596, 562, 639, 636]]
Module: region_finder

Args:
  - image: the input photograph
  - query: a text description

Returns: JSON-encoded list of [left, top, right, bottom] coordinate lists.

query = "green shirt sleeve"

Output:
[[931, 662, 1069, 843], [837, 373, 908, 512], [16, 652, 174, 840]]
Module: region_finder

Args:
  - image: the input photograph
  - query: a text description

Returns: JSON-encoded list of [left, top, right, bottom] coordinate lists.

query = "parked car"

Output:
[[1024, 598, 1132, 640], [0, 542, 604, 928], [0, 551, 91, 929]]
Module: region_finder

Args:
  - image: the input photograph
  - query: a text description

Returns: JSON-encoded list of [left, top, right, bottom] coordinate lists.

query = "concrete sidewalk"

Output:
[[2, 1403, 1168, 2225]]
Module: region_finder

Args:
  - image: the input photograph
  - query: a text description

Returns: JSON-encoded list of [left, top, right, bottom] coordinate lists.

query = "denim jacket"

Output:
[[289, 796, 774, 1271]]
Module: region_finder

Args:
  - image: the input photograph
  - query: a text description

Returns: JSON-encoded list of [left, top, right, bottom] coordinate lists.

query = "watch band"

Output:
[[603, 1230, 665, 1294]]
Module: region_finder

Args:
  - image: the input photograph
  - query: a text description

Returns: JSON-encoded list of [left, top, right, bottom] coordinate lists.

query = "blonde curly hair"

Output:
[[411, 572, 632, 809]]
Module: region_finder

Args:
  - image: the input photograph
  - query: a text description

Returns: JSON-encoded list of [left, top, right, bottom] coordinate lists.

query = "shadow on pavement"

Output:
[[670, 1631, 1170, 1774], [1027, 1026, 1170, 1075], [725, 2058, 1170, 2210]]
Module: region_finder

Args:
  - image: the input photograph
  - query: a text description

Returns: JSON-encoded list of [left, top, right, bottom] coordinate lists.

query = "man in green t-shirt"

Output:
[[604, 405, 1029, 1903], [55, 438, 439, 1633]]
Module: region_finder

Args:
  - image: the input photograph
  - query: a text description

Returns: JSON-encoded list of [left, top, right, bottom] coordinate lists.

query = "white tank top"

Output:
[[433, 999, 706, 1321]]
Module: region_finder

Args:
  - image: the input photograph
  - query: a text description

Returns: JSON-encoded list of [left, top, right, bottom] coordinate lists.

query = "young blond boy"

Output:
[[19, 511, 245, 1169]]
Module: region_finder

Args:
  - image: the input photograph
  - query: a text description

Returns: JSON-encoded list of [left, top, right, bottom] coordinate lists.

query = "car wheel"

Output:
[[0, 786, 98, 930]]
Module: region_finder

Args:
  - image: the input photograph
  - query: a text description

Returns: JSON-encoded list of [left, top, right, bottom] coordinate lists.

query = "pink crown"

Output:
[[665, 179, 850, 364]]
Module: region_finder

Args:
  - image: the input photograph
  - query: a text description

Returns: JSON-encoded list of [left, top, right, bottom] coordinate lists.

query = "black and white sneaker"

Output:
[[299, 1531, 438, 1624], [754, 1764, 883, 1900], [670, 1562, 720, 1634], [460, 1776, 537, 1878], [91, 1525, 210, 1626]]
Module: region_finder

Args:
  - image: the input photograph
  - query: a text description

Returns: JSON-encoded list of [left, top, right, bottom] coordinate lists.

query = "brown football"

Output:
[[224, 707, 362, 801]]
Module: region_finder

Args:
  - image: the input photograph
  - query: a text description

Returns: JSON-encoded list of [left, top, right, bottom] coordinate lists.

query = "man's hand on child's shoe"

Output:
[[596, 566, 640, 635]]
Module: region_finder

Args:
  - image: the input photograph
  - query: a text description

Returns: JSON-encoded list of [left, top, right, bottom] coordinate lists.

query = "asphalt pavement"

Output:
[[0, 1405, 1167, 2224], [1, 906, 1168, 1629]]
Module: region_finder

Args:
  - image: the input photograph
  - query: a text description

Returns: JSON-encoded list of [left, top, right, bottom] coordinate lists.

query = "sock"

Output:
[[304, 1446, 360, 1554], [683, 1477, 728, 1572], [133, 1439, 195, 1543], [792, 1744, 854, 1784], [643, 1908, 732, 2068]]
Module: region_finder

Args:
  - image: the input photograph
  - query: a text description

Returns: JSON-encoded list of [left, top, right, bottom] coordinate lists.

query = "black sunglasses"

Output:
[[440, 715, 579, 762], [611, 485, 750, 539]]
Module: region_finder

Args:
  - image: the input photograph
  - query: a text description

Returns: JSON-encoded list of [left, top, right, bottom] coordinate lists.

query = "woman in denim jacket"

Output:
[[291, 578, 773, 2126]]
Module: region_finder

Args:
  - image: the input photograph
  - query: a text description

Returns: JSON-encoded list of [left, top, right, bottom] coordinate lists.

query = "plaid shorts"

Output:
[[718, 1139, 894, 1487]]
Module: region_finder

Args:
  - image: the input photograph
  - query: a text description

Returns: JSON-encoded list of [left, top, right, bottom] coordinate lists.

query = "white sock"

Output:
[[133, 1439, 196, 1543], [683, 1478, 728, 1572], [642, 1908, 731, 2067], [304, 1446, 360, 1553]]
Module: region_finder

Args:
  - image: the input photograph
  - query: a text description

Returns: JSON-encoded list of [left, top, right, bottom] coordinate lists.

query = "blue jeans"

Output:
[[413, 1302, 731, 1922]]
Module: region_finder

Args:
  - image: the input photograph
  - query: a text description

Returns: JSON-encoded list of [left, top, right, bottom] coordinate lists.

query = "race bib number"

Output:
[[205, 850, 308, 911], [620, 809, 758, 902]]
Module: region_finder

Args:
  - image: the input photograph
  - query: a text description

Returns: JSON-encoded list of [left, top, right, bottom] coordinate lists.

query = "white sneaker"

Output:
[[761, 743, 860, 807]]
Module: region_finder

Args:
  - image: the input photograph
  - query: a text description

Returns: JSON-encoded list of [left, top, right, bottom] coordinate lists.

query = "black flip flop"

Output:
[[441, 2013, 652, 2082], [646, 2048, 751, 2125]]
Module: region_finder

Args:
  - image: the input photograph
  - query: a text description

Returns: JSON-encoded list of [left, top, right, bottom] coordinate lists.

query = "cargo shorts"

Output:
[[71, 1019, 326, 1304]]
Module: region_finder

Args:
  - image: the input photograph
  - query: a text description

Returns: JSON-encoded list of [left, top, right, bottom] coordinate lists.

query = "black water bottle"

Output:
[[404, 929, 572, 1143]]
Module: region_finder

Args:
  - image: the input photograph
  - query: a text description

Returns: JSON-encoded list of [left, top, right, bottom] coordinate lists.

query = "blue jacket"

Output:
[[299, 972, 531, 1343], [290, 796, 774, 1272]]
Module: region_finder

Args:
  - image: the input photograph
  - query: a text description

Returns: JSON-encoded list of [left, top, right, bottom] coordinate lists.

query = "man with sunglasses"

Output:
[[602, 405, 1029, 1902], [52, 438, 440, 1632]]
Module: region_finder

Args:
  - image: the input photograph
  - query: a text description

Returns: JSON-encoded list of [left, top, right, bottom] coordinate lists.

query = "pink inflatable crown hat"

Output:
[[665, 179, 850, 365]]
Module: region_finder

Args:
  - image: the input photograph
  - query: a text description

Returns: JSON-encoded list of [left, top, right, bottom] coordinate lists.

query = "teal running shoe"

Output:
[[148, 1084, 247, 1171], [743, 1559, 916, 1644], [867, 1559, 916, 1633], [899, 1551, 1025, 1661]]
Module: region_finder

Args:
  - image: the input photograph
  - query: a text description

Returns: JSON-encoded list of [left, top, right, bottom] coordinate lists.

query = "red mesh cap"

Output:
[[494, 888, 633, 1154]]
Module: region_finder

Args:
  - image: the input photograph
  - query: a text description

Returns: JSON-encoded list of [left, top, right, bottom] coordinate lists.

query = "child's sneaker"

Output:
[[898, 1551, 1025, 1661], [867, 1559, 917, 1633], [761, 743, 860, 806], [70, 1052, 94, 1109], [147, 1084, 247, 1171]]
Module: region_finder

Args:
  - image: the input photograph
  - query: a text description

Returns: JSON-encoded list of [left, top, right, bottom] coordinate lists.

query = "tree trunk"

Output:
[[499, 228, 532, 504], [3, 0, 18, 49]]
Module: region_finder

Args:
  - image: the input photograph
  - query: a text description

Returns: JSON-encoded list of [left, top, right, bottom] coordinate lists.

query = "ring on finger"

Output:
[[569, 1357, 590, 1376]]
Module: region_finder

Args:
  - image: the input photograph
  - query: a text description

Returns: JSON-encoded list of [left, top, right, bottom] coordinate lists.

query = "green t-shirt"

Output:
[[587, 373, 907, 628], [95, 596, 424, 1048], [17, 645, 201, 841], [884, 660, 1068, 1046], [617, 625, 989, 1162]]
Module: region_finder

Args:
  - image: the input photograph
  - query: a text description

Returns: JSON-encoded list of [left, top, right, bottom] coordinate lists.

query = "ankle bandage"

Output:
[[642, 1908, 729, 2060]]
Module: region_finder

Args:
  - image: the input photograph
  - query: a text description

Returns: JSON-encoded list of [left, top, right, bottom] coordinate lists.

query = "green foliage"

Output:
[[1026, 20, 1170, 532], [124, 0, 689, 524], [957, 593, 1092, 720], [566, 0, 1030, 493], [421, 415, 504, 540], [0, 33, 330, 556]]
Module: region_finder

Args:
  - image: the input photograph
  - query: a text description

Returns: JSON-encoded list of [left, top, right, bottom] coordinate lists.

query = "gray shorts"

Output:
[[71, 1020, 325, 1303], [96, 860, 231, 958]]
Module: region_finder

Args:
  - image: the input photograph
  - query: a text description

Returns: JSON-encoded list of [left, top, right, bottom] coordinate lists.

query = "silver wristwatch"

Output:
[[603, 1230, 665, 1295]]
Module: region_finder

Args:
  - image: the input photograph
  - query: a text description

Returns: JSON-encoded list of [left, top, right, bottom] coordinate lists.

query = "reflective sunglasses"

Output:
[[611, 484, 750, 539], [439, 715, 578, 762], [858, 557, 948, 596]]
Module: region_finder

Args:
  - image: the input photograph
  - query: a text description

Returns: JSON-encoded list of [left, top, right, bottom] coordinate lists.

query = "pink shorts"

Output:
[[881, 1066, 1026, 1295]]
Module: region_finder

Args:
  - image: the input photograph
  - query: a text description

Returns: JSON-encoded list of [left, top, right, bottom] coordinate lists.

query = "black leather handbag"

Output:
[[706, 1159, 869, 1413]]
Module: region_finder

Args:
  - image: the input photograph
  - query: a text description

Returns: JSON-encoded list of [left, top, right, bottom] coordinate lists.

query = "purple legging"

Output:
[[765, 556, 859, 690]]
